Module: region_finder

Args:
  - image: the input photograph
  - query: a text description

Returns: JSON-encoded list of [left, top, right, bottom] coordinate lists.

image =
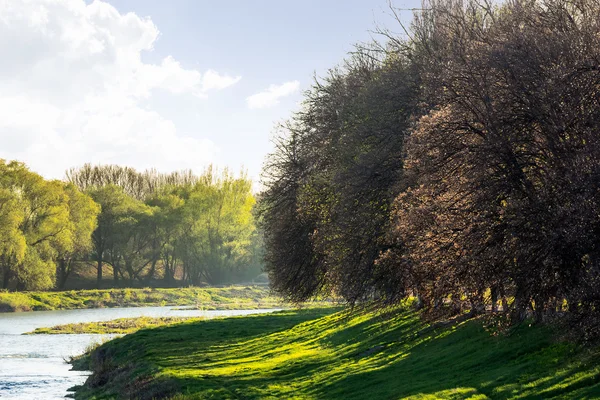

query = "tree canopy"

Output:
[[260, 0, 600, 335], [0, 161, 98, 290], [1, 161, 262, 291]]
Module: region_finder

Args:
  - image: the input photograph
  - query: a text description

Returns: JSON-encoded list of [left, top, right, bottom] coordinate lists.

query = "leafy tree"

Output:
[[111, 199, 154, 286], [0, 163, 26, 289], [145, 191, 186, 285], [0, 161, 76, 290], [56, 184, 100, 289], [178, 172, 256, 285], [88, 185, 142, 287]]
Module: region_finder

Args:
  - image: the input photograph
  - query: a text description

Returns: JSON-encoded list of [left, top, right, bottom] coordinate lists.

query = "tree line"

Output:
[[1, 161, 261, 291], [260, 0, 600, 336]]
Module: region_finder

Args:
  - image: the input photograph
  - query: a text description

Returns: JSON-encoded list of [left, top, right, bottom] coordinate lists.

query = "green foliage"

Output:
[[17, 249, 55, 291], [0, 187, 26, 266], [73, 306, 600, 399], [0, 159, 262, 291], [56, 184, 100, 288], [84, 166, 261, 288], [0, 160, 99, 290], [178, 171, 257, 285], [0, 291, 40, 312]]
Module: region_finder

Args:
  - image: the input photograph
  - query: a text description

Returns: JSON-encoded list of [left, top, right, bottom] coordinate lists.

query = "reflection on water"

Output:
[[0, 306, 279, 399]]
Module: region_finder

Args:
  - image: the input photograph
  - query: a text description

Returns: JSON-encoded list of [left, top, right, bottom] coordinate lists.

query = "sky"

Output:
[[0, 0, 418, 185]]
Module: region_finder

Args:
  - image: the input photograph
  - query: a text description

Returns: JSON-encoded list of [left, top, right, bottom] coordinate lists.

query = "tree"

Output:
[[0, 161, 73, 290], [178, 172, 257, 285], [110, 199, 154, 286], [260, 48, 419, 303], [145, 190, 186, 285], [55, 184, 100, 289], [260, 0, 600, 334], [67, 164, 202, 200], [88, 185, 143, 287], [0, 163, 26, 289], [259, 124, 328, 302]]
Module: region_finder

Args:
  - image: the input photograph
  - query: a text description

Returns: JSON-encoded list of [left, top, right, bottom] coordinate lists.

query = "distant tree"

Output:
[[88, 185, 141, 287], [178, 172, 256, 285], [67, 163, 205, 200], [145, 191, 186, 285], [0, 161, 79, 290], [111, 199, 154, 286], [0, 162, 26, 289], [55, 184, 100, 289]]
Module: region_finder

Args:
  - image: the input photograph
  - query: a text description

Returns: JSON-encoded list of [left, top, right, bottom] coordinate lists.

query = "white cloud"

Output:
[[0, 0, 240, 178], [202, 69, 242, 92], [246, 81, 300, 109]]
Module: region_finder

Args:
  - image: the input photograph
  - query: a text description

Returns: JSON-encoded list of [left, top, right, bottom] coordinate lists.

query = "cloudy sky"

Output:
[[0, 0, 416, 183]]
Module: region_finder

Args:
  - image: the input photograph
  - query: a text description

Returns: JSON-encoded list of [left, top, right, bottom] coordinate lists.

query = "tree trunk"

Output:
[[125, 260, 134, 287], [97, 258, 103, 288], [533, 296, 545, 323], [57, 258, 68, 290], [469, 290, 485, 316], [2, 267, 10, 290], [146, 258, 157, 283], [413, 287, 423, 310], [113, 264, 120, 287], [164, 255, 175, 286], [499, 284, 508, 312], [491, 285, 498, 313], [512, 285, 529, 323]]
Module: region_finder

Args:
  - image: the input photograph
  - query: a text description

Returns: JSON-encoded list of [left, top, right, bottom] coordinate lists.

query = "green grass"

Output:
[[72, 304, 600, 399], [27, 316, 205, 334], [0, 286, 293, 312]]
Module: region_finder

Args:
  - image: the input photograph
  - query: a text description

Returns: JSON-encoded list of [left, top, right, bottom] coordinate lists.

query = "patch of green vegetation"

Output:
[[26, 316, 204, 335], [72, 305, 600, 399], [0, 286, 302, 313]]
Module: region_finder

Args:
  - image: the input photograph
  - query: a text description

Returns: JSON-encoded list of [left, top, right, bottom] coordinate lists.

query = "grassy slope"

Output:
[[73, 306, 600, 400], [0, 286, 285, 312]]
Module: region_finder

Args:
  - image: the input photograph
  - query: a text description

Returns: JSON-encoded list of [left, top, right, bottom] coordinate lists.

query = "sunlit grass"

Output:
[[73, 304, 600, 399], [0, 286, 333, 312], [26, 316, 205, 334]]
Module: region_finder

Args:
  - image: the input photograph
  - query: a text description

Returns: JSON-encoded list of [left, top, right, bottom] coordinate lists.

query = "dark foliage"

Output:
[[260, 0, 600, 335]]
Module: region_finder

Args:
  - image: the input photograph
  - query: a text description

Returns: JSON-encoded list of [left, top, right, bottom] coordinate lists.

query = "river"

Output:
[[0, 307, 279, 399]]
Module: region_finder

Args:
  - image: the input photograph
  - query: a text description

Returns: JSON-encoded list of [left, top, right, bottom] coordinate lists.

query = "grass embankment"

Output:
[[72, 305, 600, 400], [28, 316, 204, 335], [0, 286, 287, 313]]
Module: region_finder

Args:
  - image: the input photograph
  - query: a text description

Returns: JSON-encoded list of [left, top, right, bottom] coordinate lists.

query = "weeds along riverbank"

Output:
[[71, 304, 600, 399], [0, 286, 288, 312]]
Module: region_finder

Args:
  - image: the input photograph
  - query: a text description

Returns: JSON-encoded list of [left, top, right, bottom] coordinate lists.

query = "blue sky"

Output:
[[0, 0, 418, 185]]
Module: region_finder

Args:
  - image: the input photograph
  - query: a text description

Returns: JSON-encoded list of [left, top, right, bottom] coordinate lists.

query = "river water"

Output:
[[0, 307, 279, 399]]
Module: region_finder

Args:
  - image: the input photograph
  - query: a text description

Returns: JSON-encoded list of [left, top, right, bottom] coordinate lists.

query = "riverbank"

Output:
[[71, 305, 600, 399], [27, 316, 205, 334], [0, 286, 286, 312], [0, 305, 281, 399]]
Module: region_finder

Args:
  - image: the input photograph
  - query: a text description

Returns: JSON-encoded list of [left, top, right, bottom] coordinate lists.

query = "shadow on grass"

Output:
[[80, 307, 600, 400], [307, 317, 600, 399]]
